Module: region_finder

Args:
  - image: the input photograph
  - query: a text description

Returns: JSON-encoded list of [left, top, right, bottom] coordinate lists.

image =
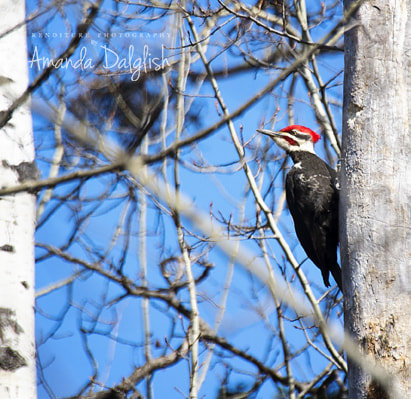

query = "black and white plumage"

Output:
[[257, 125, 342, 291]]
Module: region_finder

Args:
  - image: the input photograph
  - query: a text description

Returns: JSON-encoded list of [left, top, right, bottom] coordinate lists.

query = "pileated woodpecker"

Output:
[[257, 125, 342, 291]]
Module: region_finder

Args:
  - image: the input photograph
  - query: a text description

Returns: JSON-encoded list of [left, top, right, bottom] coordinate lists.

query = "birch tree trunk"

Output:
[[0, 1, 37, 397], [342, 0, 411, 398]]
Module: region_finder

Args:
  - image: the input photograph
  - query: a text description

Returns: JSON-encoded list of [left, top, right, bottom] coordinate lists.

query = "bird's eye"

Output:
[[290, 130, 297, 136]]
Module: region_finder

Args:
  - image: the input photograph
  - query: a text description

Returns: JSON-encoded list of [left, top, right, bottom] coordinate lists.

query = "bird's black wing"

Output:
[[285, 153, 341, 289]]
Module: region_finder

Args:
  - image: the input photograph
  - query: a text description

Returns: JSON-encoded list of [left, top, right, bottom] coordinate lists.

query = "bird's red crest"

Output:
[[280, 125, 321, 143]]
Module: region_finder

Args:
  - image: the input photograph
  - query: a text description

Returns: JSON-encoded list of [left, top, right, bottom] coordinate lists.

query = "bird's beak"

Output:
[[256, 129, 283, 139]]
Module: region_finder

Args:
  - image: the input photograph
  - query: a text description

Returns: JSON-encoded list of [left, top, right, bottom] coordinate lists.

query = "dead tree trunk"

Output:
[[342, 0, 411, 398]]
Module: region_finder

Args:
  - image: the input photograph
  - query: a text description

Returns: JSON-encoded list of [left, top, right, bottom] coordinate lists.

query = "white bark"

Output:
[[0, 1, 37, 397], [342, 0, 411, 398]]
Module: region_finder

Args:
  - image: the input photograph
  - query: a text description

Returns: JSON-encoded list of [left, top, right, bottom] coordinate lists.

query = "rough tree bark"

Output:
[[0, 0, 37, 397], [342, 0, 411, 398]]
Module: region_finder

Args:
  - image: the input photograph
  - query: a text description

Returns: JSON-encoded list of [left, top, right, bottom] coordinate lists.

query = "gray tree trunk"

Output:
[[342, 0, 411, 398], [0, 1, 37, 397]]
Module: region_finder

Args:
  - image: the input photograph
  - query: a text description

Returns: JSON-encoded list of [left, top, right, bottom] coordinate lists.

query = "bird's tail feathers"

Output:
[[329, 263, 342, 292]]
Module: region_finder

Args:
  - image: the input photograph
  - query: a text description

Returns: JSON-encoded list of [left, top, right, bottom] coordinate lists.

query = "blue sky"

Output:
[[28, 1, 345, 397]]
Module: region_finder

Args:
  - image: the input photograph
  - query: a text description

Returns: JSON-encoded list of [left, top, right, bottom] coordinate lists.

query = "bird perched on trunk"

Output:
[[257, 125, 342, 291]]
